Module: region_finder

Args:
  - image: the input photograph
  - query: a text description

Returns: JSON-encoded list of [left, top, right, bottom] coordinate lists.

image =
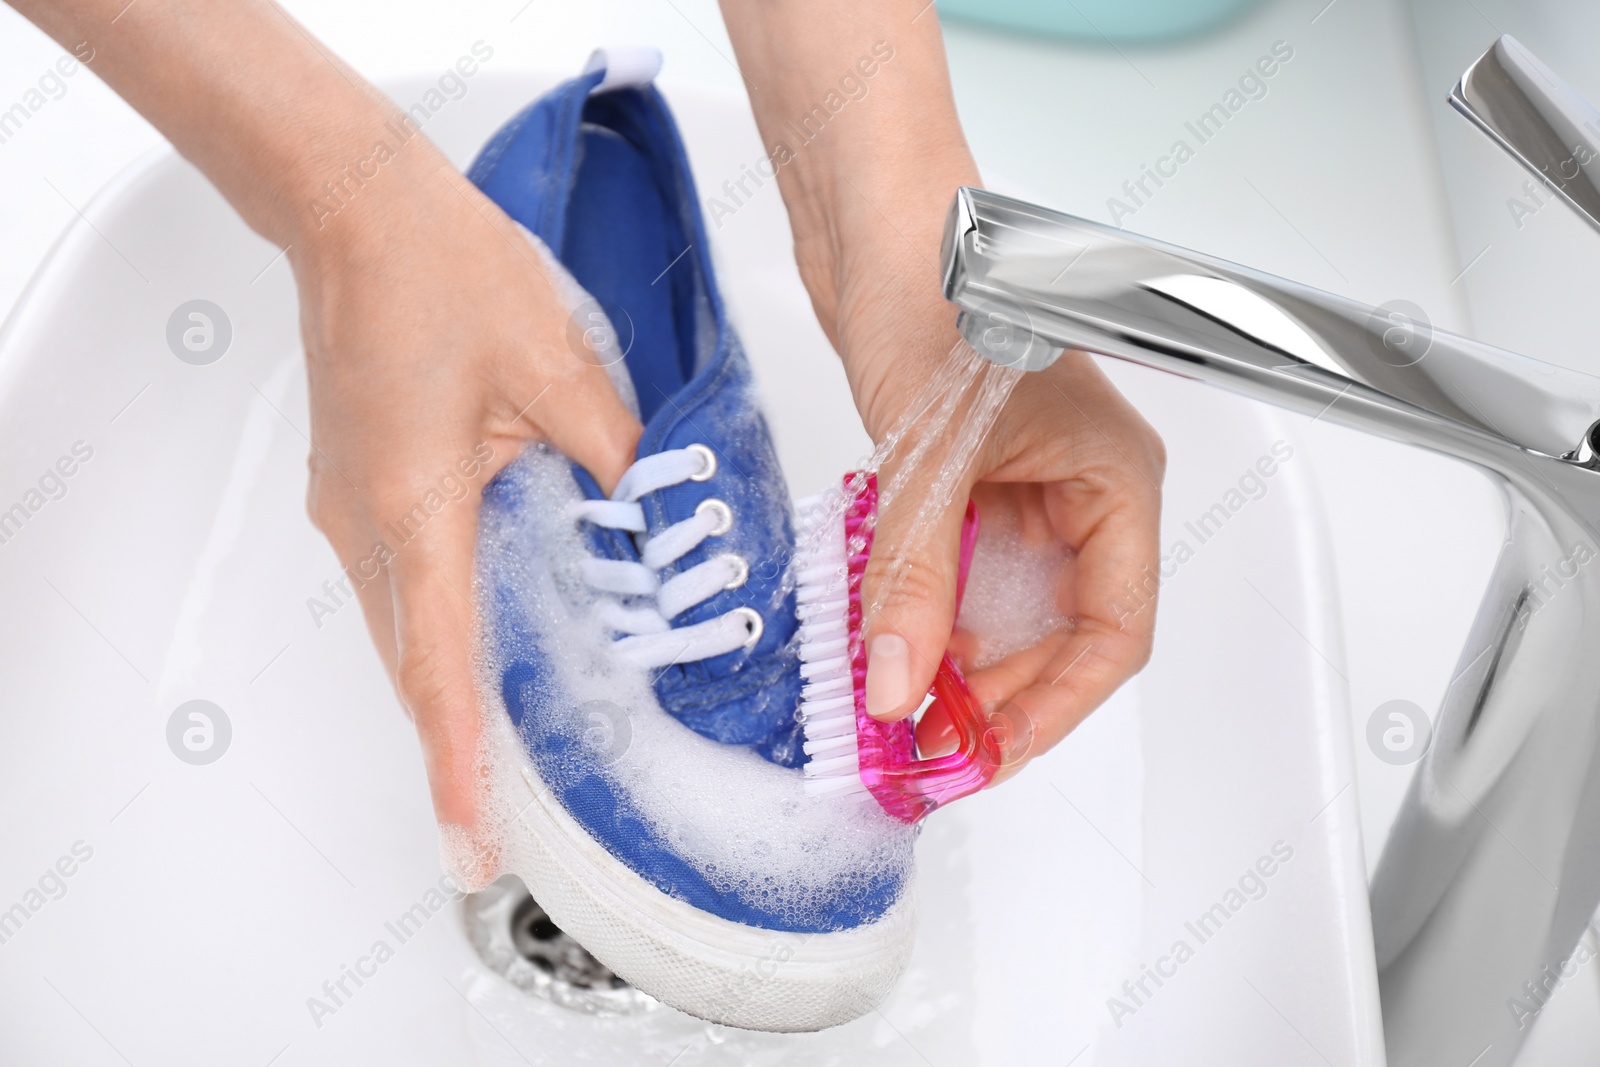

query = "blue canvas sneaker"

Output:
[[468, 49, 917, 1031]]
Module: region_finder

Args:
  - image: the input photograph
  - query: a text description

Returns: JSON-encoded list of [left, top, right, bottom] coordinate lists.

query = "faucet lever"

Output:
[[1451, 34, 1600, 237]]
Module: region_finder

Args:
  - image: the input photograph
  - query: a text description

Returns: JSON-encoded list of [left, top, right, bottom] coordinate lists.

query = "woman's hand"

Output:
[[8, 0, 642, 848], [721, 0, 1165, 781], [807, 180, 1166, 783], [293, 147, 641, 839], [859, 349, 1166, 783]]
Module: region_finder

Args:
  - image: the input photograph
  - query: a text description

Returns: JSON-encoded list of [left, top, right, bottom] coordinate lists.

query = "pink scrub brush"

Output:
[[793, 473, 1001, 823]]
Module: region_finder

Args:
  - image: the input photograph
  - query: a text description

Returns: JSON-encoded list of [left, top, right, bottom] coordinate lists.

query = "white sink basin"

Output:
[[0, 72, 1380, 1065]]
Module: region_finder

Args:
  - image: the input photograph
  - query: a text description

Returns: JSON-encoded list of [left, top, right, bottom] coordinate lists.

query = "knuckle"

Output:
[[863, 547, 952, 616], [1111, 414, 1166, 485], [305, 472, 345, 538], [371, 482, 422, 520], [1142, 426, 1168, 479], [1125, 627, 1157, 674], [395, 643, 458, 718]]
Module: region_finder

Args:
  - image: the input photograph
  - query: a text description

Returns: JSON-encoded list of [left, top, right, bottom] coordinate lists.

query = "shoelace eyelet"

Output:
[[686, 443, 718, 481], [720, 553, 749, 590], [696, 497, 733, 536], [732, 606, 764, 647]]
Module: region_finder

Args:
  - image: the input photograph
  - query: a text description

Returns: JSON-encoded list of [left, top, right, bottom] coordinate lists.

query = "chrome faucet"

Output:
[[941, 35, 1600, 1067]]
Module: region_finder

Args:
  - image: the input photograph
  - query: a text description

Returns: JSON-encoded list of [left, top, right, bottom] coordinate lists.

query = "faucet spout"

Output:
[[939, 183, 1600, 1066], [940, 185, 1600, 467]]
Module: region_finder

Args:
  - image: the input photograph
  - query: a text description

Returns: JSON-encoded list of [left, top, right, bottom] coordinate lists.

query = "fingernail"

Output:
[[865, 634, 912, 720]]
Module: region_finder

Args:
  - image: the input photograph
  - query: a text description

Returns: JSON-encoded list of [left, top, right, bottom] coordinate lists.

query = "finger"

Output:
[[914, 698, 956, 758], [1001, 490, 1161, 773], [964, 629, 1071, 709], [961, 635, 1068, 788], [946, 625, 991, 676], [383, 498, 488, 840], [506, 351, 641, 496], [306, 473, 403, 686], [479, 201, 643, 496], [860, 472, 971, 722]]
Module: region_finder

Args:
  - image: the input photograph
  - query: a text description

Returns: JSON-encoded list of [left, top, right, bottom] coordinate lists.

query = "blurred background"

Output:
[[3, 0, 1599, 1061]]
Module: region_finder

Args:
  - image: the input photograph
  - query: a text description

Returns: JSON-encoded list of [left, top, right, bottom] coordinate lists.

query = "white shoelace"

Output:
[[571, 444, 764, 669]]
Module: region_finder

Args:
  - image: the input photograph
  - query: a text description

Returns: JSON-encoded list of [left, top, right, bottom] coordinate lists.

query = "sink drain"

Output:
[[463, 875, 656, 1016]]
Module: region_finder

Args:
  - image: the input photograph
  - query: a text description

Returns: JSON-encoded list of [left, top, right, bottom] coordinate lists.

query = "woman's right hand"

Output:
[[6, 0, 643, 870], [292, 138, 641, 863]]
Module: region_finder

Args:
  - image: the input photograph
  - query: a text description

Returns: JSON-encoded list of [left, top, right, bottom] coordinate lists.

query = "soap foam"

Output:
[[956, 507, 1074, 670], [465, 446, 914, 930]]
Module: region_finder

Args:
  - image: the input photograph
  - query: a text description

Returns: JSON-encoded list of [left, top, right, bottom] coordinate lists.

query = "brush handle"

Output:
[[845, 474, 1003, 823]]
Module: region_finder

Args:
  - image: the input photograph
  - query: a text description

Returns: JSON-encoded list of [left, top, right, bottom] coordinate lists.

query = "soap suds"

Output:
[[467, 446, 913, 929], [956, 507, 1074, 669]]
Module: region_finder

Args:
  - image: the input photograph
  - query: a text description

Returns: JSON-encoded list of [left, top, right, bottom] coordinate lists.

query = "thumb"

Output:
[[515, 358, 641, 497], [502, 221, 643, 496], [860, 473, 971, 722]]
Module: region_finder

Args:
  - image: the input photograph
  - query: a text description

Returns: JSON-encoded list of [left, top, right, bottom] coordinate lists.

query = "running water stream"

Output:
[[858, 341, 1026, 621], [789, 340, 1027, 635]]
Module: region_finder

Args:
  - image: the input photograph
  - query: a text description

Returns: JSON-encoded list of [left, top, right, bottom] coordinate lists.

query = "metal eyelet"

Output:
[[732, 606, 764, 647], [721, 554, 749, 590], [687, 443, 718, 482], [696, 497, 733, 537]]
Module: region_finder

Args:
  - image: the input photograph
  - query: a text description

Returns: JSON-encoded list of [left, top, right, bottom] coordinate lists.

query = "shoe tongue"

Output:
[[570, 464, 609, 503]]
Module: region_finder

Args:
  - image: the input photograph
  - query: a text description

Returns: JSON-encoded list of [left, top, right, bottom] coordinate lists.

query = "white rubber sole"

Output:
[[486, 709, 916, 1032]]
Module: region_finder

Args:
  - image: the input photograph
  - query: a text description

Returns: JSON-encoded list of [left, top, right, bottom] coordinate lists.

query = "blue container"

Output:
[[938, 0, 1266, 43]]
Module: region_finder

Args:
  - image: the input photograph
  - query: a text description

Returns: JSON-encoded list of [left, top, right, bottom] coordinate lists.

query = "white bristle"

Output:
[[799, 657, 850, 682], [803, 752, 860, 777], [802, 677, 850, 700], [798, 715, 855, 741], [800, 694, 853, 716], [803, 733, 859, 758], [792, 484, 870, 798], [800, 701, 853, 721], [804, 773, 869, 797], [798, 634, 847, 656], [795, 561, 843, 582]]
